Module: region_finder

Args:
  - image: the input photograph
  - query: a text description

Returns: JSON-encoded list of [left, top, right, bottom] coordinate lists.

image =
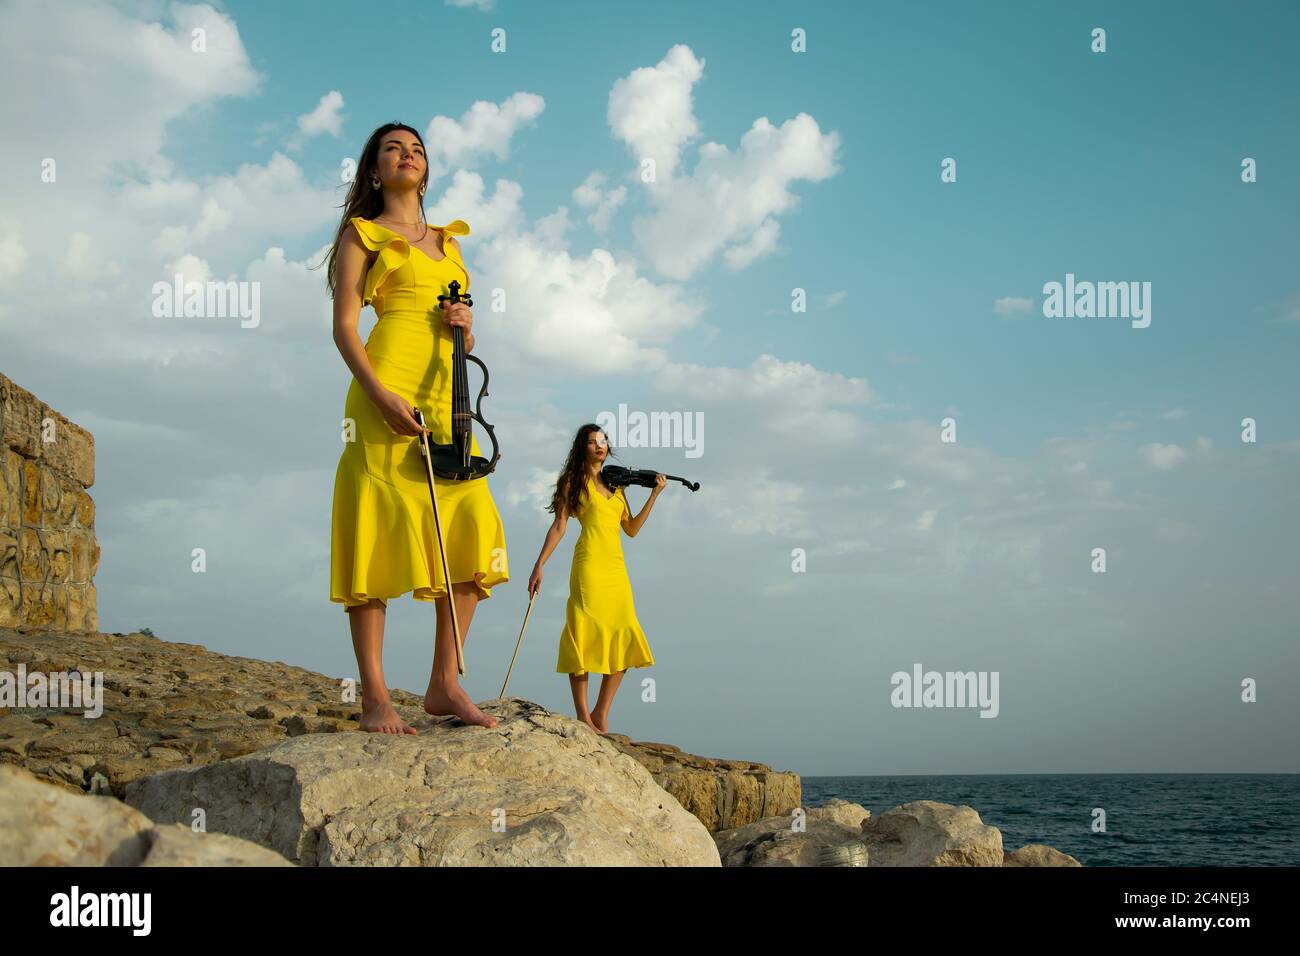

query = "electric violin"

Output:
[[414, 279, 500, 480], [600, 464, 700, 492], [411, 277, 500, 676]]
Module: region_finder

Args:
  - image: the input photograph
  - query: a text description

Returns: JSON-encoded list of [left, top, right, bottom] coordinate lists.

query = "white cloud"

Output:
[[293, 90, 344, 143], [994, 296, 1033, 316], [1138, 442, 1189, 470], [417, 171, 705, 375], [572, 172, 628, 233], [0, 0, 259, 184], [607, 44, 704, 182], [630, 112, 840, 280], [424, 93, 546, 182]]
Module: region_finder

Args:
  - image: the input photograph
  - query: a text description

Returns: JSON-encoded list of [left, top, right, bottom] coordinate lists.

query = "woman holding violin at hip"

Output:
[[325, 123, 507, 735]]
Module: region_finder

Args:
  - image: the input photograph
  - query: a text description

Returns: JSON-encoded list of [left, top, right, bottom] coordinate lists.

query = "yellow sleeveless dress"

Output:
[[556, 477, 654, 675], [330, 216, 508, 610]]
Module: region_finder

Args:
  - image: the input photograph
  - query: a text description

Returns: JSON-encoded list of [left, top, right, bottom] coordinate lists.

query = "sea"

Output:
[[802, 774, 1300, 866]]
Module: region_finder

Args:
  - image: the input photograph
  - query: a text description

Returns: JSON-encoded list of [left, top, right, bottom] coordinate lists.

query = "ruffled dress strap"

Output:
[[348, 216, 472, 307], [435, 219, 471, 293]]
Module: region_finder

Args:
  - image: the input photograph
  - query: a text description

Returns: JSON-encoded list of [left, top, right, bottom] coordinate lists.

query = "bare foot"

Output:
[[591, 709, 609, 734], [576, 712, 600, 733], [359, 699, 417, 735], [424, 681, 498, 728]]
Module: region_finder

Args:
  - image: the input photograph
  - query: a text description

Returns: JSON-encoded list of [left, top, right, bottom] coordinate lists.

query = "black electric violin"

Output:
[[414, 279, 500, 480], [601, 464, 700, 492], [411, 277, 499, 677]]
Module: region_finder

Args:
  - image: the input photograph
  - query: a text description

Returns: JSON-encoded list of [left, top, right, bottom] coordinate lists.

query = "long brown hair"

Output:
[[547, 423, 623, 517], [320, 122, 430, 298]]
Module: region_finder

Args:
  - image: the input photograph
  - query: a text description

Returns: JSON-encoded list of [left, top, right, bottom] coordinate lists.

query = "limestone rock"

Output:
[[1004, 843, 1081, 867], [0, 626, 381, 795], [714, 798, 871, 866], [139, 823, 294, 866], [605, 733, 800, 831], [860, 800, 1004, 866], [0, 627, 798, 838], [125, 698, 719, 867], [0, 763, 290, 866]]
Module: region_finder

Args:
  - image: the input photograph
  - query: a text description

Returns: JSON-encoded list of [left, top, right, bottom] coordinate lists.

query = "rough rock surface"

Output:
[[1004, 843, 1082, 867], [0, 763, 291, 866], [713, 797, 870, 866], [0, 627, 361, 795], [125, 698, 720, 867], [604, 734, 800, 831], [0, 627, 792, 832], [859, 800, 1005, 866], [714, 798, 1078, 867]]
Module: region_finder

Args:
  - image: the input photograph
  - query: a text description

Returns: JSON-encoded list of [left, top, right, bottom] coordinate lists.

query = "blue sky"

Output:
[[2, 0, 1297, 775]]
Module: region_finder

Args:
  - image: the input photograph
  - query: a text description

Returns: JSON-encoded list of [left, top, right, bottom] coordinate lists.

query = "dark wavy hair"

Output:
[[547, 423, 623, 517], [319, 122, 430, 298]]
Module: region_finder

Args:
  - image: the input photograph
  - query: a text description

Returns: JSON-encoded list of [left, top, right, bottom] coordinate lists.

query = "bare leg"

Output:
[[423, 581, 498, 728], [568, 673, 599, 731], [591, 669, 627, 734], [347, 598, 416, 735]]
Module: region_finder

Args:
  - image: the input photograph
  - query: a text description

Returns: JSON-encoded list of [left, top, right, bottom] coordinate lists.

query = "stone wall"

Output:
[[0, 373, 98, 632]]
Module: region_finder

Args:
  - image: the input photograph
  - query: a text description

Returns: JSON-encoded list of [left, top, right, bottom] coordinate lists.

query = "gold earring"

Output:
[[419, 183, 426, 196], [370, 173, 381, 189]]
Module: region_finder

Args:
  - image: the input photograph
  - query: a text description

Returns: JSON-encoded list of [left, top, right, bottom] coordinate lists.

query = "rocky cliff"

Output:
[[0, 374, 99, 632], [0, 625, 1079, 867]]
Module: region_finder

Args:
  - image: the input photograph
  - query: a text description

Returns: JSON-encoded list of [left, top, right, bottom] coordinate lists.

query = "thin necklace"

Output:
[[374, 215, 428, 241], [375, 213, 424, 226]]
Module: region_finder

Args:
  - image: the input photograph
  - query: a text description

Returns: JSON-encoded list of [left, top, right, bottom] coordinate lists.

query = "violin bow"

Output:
[[415, 408, 466, 676], [499, 590, 536, 699]]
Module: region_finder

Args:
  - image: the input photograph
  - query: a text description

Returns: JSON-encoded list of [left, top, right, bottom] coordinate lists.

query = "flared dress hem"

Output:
[[556, 600, 655, 676], [330, 456, 508, 612]]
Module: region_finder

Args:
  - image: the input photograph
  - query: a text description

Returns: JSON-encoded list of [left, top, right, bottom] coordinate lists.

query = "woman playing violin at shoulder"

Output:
[[528, 424, 663, 733]]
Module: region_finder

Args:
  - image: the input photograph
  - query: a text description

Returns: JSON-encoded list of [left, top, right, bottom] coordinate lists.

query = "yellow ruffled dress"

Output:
[[330, 216, 508, 610], [556, 477, 655, 675]]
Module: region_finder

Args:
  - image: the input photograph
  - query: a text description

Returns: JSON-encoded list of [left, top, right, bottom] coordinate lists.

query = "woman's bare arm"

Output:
[[621, 476, 665, 537], [332, 223, 387, 401], [528, 484, 572, 595], [534, 500, 570, 569]]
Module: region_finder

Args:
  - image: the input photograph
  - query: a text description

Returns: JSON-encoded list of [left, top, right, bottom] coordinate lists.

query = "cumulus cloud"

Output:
[[629, 111, 840, 280], [424, 93, 546, 182], [605, 45, 841, 280], [0, 0, 259, 184], [607, 44, 705, 181], [293, 90, 344, 144], [572, 172, 628, 233]]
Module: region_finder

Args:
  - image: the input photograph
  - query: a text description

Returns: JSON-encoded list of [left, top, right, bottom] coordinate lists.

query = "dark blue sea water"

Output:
[[802, 774, 1300, 866]]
